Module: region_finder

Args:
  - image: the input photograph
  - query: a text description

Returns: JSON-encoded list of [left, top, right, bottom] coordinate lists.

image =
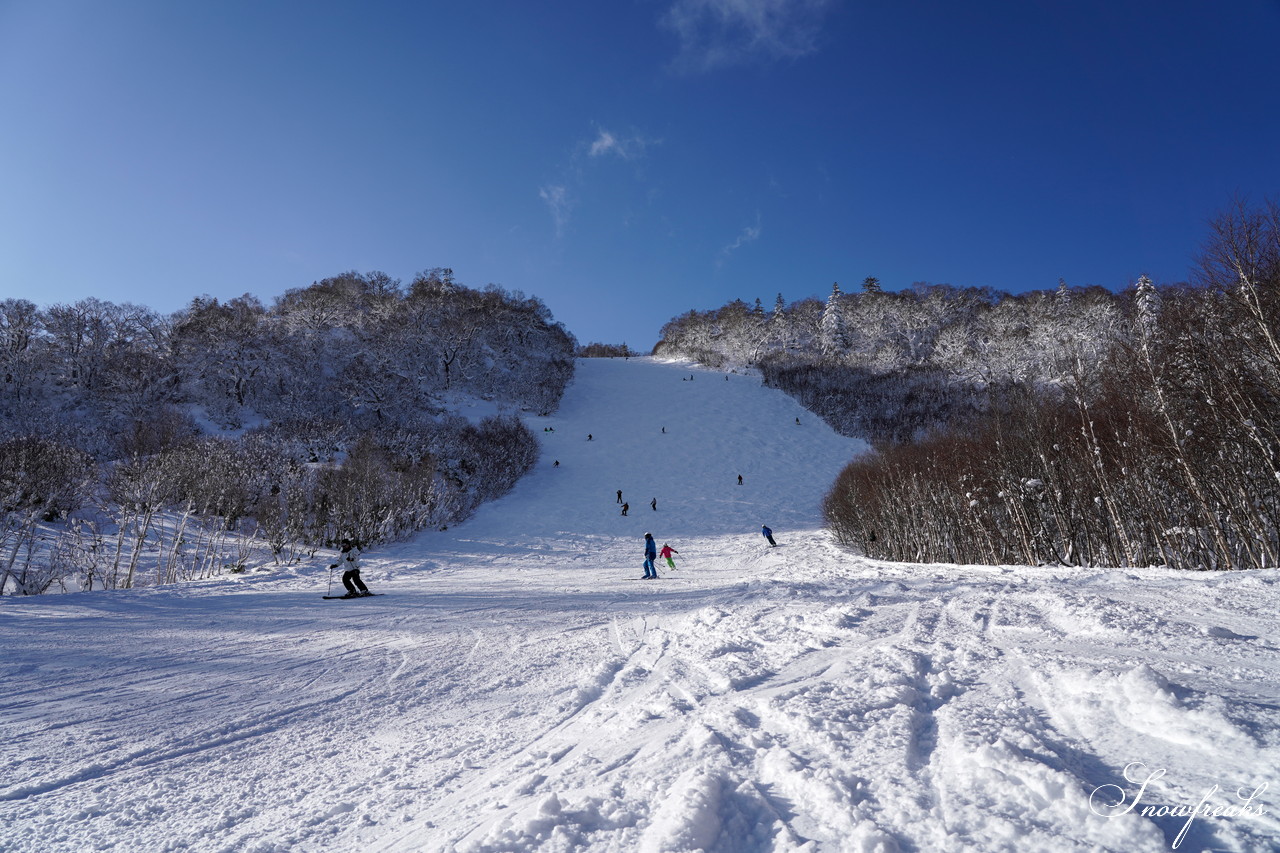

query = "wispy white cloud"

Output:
[[588, 127, 657, 161], [540, 126, 659, 236], [661, 0, 834, 73], [539, 184, 571, 238], [718, 215, 762, 266], [589, 129, 623, 158]]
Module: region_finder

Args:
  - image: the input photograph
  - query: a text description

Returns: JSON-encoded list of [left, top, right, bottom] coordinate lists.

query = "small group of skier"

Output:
[[616, 489, 659, 517]]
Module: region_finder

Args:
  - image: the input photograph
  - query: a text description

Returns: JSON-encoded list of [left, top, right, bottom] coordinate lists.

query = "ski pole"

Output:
[[327, 561, 337, 596]]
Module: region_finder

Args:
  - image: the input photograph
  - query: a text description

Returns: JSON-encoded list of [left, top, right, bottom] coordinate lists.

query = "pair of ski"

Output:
[[322, 593, 385, 600]]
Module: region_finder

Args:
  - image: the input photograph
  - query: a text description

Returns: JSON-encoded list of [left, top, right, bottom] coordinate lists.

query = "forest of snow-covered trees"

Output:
[[656, 200, 1280, 571], [0, 269, 576, 594], [655, 277, 1120, 444]]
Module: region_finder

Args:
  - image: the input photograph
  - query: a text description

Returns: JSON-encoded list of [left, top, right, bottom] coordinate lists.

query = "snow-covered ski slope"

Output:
[[2, 357, 1279, 853]]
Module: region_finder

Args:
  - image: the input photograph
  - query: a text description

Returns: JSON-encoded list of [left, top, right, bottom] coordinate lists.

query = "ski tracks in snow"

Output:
[[375, 545, 1280, 853]]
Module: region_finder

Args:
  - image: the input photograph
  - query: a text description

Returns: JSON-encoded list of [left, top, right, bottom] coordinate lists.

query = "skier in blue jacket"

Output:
[[761, 525, 777, 547], [642, 532, 658, 579]]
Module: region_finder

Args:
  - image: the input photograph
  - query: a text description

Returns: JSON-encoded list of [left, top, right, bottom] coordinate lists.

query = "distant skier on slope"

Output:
[[642, 533, 658, 579], [660, 543, 679, 570], [762, 524, 777, 547], [617, 489, 623, 504], [650, 497, 657, 511], [332, 539, 373, 597], [621, 502, 629, 516]]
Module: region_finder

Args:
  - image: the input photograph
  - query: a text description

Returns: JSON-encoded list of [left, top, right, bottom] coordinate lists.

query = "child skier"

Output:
[[659, 543, 679, 570]]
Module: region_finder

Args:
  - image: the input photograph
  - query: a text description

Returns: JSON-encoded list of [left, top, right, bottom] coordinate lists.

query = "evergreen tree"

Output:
[[1134, 274, 1160, 341], [861, 276, 882, 293], [819, 282, 849, 358], [771, 293, 789, 351]]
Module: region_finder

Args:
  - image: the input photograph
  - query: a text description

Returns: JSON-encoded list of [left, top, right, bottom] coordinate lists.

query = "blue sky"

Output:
[[2, 1, 1278, 348]]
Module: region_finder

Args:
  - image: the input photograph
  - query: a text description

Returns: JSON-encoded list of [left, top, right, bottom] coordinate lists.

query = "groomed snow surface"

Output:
[[2, 357, 1278, 853]]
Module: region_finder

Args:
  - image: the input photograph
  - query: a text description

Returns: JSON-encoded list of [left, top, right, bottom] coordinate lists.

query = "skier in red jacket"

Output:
[[659, 543, 679, 570]]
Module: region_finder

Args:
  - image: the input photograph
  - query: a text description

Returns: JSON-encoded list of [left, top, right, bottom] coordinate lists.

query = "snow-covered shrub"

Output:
[[238, 415, 536, 550], [0, 436, 96, 521], [112, 406, 201, 460], [758, 357, 990, 445], [457, 414, 540, 504], [158, 437, 284, 528]]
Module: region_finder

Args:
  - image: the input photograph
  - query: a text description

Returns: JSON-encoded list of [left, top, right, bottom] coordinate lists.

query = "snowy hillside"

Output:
[[2, 357, 1278, 852]]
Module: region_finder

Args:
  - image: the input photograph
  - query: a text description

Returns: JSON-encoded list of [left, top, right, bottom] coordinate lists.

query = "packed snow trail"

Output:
[[1, 357, 1278, 853]]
